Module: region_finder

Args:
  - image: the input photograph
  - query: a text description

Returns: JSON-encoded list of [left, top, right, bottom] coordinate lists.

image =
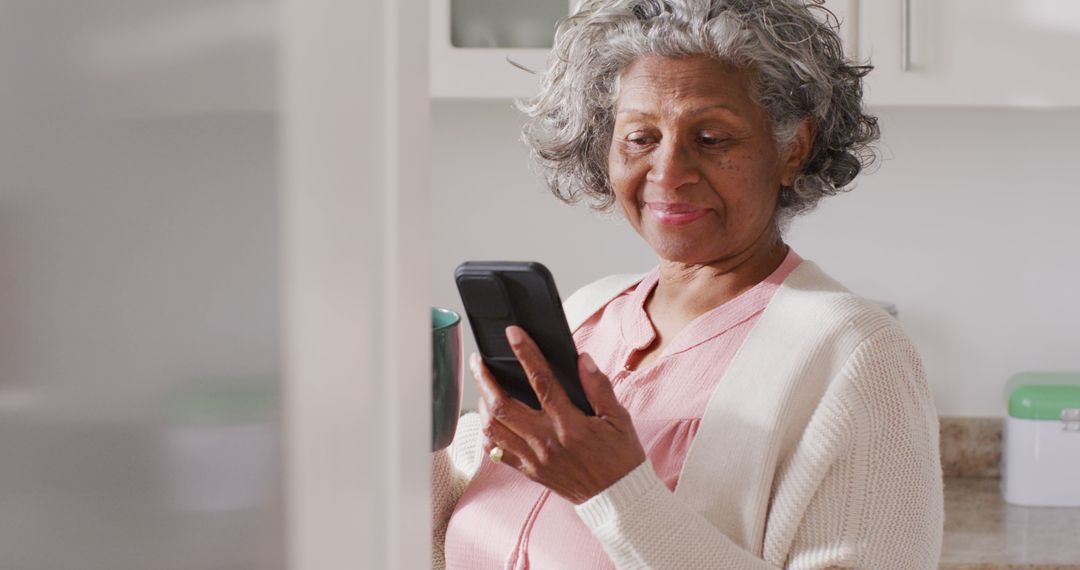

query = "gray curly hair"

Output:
[[518, 0, 879, 226]]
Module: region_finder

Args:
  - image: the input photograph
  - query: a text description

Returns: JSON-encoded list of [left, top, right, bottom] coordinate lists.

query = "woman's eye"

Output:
[[626, 134, 655, 147], [697, 133, 729, 147]]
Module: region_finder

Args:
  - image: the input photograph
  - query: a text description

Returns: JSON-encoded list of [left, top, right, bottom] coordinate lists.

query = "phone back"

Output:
[[454, 261, 593, 415]]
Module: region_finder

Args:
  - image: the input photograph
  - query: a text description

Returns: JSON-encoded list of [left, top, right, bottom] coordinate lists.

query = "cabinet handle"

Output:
[[901, 0, 912, 71], [506, 56, 538, 75]]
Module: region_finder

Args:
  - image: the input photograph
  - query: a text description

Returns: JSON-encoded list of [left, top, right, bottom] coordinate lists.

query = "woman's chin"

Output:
[[638, 221, 712, 259], [645, 236, 717, 265]]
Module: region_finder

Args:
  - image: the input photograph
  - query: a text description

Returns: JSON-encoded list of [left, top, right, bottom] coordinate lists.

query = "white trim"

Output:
[[281, 0, 429, 567]]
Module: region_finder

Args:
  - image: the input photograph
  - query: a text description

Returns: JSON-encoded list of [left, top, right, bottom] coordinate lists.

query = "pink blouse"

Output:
[[444, 250, 803, 569]]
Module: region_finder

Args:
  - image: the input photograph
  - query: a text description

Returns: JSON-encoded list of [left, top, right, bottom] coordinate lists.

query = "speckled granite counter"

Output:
[[941, 477, 1080, 569]]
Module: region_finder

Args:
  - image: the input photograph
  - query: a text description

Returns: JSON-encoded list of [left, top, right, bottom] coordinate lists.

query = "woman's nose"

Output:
[[645, 140, 700, 190]]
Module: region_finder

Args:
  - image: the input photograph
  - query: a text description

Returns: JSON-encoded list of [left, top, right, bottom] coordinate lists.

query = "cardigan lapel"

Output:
[[561, 262, 882, 557], [672, 261, 868, 556]]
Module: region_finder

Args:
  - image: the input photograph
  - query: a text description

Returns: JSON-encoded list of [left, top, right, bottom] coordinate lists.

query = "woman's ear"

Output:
[[781, 117, 816, 187]]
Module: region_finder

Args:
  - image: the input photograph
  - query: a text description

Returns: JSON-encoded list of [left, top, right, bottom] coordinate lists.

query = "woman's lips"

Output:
[[645, 202, 711, 226]]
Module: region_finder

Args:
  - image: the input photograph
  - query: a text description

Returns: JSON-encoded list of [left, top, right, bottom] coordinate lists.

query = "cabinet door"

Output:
[[430, 0, 572, 99], [860, 0, 1080, 107], [823, 0, 860, 56], [429, 0, 858, 100]]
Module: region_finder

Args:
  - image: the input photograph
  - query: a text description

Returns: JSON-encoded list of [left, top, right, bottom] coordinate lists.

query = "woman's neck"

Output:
[[652, 238, 789, 321]]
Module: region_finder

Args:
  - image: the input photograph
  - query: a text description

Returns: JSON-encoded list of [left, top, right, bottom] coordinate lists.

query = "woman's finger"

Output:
[[470, 352, 533, 418], [479, 401, 536, 472], [578, 352, 626, 420], [504, 326, 575, 416]]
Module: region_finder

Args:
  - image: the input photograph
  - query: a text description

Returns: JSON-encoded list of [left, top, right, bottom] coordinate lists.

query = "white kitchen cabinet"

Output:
[[431, 0, 1080, 106], [823, 0, 860, 55], [430, 0, 857, 100], [858, 0, 1080, 107], [430, 0, 573, 99]]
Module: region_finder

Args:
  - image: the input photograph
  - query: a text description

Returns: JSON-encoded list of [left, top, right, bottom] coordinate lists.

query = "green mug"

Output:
[[432, 307, 463, 451]]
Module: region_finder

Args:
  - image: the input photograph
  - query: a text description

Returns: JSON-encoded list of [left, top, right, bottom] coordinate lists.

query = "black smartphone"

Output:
[[454, 261, 594, 416]]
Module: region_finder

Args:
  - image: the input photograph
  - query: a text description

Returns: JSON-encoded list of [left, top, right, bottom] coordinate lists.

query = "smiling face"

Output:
[[608, 55, 809, 266]]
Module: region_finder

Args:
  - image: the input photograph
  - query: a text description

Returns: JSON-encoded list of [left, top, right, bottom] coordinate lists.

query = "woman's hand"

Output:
[[470, 325, 647, 505]]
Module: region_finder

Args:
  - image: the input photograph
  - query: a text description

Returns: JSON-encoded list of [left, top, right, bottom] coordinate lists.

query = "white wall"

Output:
[[0, 0, 279, 423], [0, 2, 282, 568], [0, 114, 279, 422], [431, 101, 1080, 417], [2, 0, 433, 566]]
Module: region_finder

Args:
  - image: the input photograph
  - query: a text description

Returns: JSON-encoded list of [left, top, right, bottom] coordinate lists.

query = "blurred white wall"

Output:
[[431, 101, 1080, 417], [0, 0, 278, 422], [0, 112, 279, 422], [2, 0, 433, 566], [0, 1, 282, 568]]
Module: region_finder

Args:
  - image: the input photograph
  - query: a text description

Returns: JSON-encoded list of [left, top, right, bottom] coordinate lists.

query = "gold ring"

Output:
[[489, 446, 504, 464]]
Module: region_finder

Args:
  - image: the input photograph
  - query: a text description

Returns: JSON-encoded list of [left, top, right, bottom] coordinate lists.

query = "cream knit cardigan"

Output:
[[433, 261, 944, 569]]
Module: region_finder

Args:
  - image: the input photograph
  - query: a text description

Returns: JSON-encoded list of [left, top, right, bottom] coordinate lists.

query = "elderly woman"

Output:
[[433, 0, 943, 568]]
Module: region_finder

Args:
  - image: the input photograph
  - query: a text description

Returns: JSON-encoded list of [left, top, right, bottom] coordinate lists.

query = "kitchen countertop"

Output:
[[941, 477, 1080, 569]]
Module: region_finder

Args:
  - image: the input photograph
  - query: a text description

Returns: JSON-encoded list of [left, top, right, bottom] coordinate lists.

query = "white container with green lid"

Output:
[[1002, 372, 1080, 507]]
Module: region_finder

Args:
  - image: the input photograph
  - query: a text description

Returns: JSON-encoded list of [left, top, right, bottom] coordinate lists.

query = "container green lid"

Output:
[[1006, 372, 1080, 420]]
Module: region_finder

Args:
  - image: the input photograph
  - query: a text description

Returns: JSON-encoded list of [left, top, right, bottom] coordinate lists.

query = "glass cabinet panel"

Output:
[[450, 0, 566, 48]]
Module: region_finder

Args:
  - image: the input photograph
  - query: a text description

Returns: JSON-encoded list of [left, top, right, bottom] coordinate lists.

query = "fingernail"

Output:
[[582, 353, 598, 373], [505, 326, 524, 346], [470, 352, 480, 369]]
